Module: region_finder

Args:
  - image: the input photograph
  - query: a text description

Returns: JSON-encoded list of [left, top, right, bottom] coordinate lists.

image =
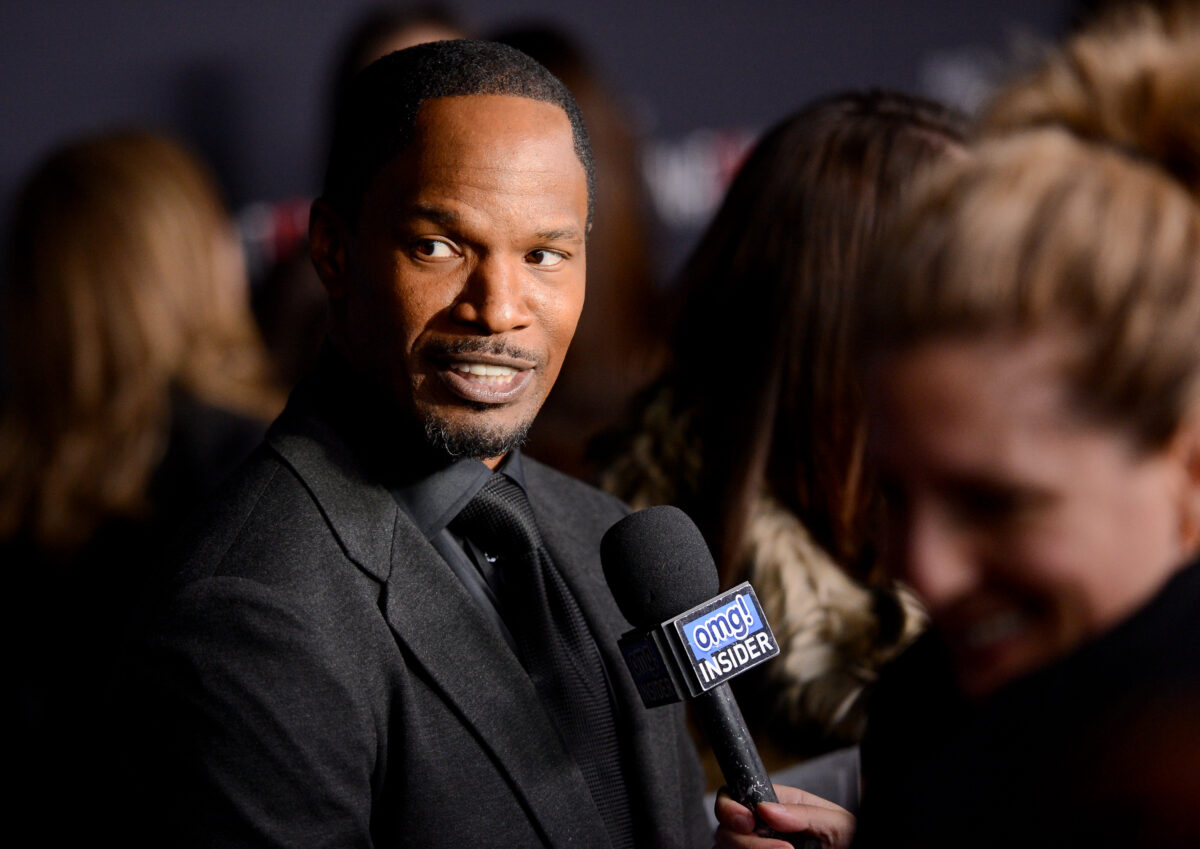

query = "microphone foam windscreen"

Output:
[[601, 505, 720, 629]]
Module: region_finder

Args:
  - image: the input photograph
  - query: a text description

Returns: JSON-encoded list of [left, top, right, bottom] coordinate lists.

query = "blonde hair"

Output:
[[979, 2, 1195, 185], [1, 130, 283, 554], [858, 125, 1200, 451], [982, 2, 1200, 194], [858, 5, 1200, 450]]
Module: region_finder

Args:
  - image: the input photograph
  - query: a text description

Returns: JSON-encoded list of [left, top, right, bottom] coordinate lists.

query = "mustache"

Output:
[[422, 337, 544, 366]]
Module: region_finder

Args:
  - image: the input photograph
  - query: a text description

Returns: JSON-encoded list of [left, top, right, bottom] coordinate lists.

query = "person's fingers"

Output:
[[754, 800, 856, 849], [713, 824, 797, 849], [713, 785, 856, 849], [713, 788, 756, 833], [771, 784, 849, 813]]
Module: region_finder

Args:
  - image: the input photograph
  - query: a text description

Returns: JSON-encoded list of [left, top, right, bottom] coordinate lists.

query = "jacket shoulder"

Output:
[[523, 456, 631, 523]]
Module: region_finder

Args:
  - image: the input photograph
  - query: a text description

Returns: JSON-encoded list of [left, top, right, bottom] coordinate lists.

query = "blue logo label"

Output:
[[681, 592, 760, 662], [672, 584, 779, 691]]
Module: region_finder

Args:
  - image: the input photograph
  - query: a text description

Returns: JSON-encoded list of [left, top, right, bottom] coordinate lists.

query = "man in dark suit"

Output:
[[127, 40, 708, 848]]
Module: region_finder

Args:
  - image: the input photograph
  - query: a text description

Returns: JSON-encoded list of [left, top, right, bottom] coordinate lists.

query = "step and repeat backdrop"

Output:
[[1, 1, 1079, 283]]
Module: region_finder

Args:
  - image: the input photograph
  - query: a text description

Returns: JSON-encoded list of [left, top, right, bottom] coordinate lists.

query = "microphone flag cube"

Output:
[[618, 582, 780, 708]]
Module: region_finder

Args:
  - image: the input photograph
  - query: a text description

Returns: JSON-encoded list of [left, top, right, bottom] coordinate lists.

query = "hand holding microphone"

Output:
[[713, 785, 856, 849], [601, 506, 842, 848]]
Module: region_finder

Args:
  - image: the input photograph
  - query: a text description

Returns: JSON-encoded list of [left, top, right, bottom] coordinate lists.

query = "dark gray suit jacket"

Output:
[[130, 376, 709, 848]]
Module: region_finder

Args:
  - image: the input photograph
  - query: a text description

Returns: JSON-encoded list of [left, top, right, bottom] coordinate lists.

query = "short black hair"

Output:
[[321, 39, 595, 225]]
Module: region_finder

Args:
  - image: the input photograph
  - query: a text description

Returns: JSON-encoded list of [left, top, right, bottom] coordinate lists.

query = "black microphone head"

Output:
[[601, 505, 720, 629]]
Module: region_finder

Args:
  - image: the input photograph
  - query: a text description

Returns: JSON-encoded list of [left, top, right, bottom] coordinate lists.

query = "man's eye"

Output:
[[526, 249, 565, 268], [414, 239, 456, 259]]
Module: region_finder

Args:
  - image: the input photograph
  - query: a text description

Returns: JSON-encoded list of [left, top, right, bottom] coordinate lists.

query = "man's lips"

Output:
[[435, 355, 535, 405], [423, 338, 542, 405], [449, 361, 523, 384]]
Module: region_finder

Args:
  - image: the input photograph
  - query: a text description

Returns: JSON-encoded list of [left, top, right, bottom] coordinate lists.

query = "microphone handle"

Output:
[[693, 683, 776, 807], [693, 684, 820, 849]]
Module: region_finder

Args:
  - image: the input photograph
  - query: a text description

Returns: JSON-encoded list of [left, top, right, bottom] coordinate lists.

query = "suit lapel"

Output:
[[381, 516, 612, 848], [272, 409, 610, 847], [271, 382, 680, 846]]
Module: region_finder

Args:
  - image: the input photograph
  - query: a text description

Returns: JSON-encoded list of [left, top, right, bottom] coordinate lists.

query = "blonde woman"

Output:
[[5, 130, 283, 839], [716, 8, 1200, 849], [2, 131, 282, 555]]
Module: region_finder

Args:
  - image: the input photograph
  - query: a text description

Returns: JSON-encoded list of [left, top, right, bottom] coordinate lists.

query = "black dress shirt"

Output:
[[390, 452, 531, 653]]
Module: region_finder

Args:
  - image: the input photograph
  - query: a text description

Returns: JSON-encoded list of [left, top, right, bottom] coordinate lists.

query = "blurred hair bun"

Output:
[[981, 4, 1200, 196]]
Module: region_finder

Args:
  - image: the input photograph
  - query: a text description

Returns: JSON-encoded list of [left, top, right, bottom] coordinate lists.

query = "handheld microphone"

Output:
[[603, 505, 813, 845]]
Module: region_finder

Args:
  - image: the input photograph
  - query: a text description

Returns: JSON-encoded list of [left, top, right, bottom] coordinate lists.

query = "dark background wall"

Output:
[[1, 0, 1078, 280]]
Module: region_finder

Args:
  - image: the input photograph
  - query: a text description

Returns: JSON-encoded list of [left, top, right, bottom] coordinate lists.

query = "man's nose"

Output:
[[451, 254, 534, 333], [897, 502, 979, 612]]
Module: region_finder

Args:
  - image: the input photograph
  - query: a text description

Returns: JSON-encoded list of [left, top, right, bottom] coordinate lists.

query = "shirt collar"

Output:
[[391, 449, 529, 540]]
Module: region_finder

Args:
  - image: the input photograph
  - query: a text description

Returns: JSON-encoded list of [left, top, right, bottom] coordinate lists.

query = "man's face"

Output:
[[867, 333, 1195, 699], [317, 94, 588, 465]]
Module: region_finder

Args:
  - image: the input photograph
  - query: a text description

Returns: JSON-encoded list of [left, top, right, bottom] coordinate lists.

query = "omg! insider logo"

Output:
[[672, 582, 779, 691]]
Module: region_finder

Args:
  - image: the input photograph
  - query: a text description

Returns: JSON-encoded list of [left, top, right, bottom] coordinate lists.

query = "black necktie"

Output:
[[450, 473, 635, 849]]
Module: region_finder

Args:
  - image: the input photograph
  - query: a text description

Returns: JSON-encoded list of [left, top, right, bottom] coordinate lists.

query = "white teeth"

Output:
[[964, 610, 1028, 649], [452, 362, 517, 377], [451, 363, 518, 384]]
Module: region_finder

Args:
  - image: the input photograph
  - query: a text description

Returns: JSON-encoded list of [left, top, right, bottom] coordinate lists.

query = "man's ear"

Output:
[[309, 199, 350, 298]]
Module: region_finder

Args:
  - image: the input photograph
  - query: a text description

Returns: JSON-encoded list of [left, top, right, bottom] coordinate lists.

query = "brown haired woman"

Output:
[[601, 90, 967, 759]]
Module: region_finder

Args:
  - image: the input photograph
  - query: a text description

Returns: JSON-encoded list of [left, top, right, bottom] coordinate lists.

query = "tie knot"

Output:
[[450, 473, 543, 559]]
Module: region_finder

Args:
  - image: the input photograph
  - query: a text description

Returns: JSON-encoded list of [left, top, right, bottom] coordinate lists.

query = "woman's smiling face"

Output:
[[868, 332, 1198, 699]]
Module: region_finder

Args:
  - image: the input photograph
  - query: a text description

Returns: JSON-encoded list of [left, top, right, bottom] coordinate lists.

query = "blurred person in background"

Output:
[[601, 91, 966, 768], [852, 127, 1200, 849], [715, 6, 1200, 848], [328, 2, 468, 121], [3, 129, 283, 840]]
